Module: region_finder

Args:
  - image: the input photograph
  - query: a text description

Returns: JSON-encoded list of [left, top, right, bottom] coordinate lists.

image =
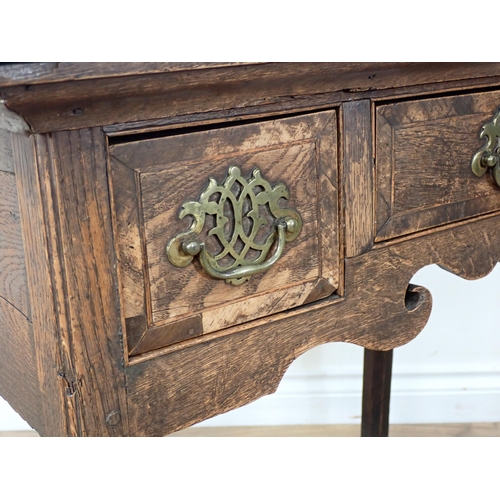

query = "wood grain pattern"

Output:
[[318, 112, 340, 288], [103, 74, 500, 138], [128, 315, 204, 357], [108, 157, 148, 324], [110, 111, 339, 356], [12, 129, 130, 436], [110, 111, 335, 171], [0, 170, 29, 317], [0, 299, 41, 431], [0, 62, 259, 87], [343, 100, 374, 257], [13, 133, 73, 436], [2, 63, 500, 437], [0, 131, 41, 432], [125, 214, 500, 436], [45, 128, 129, 436], [141, 145, 320, 322], [3, 63, 500, 133], [375, 90, 500, 241]]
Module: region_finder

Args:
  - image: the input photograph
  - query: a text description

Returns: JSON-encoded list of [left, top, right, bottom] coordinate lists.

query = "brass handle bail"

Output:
[[166, 166, 302, 286], [472, 107, 500, 187]]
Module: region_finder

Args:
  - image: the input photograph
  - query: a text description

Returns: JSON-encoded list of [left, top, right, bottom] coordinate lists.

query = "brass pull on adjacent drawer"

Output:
[[472, 107, 500, 186], [166, 166, 302, 285]]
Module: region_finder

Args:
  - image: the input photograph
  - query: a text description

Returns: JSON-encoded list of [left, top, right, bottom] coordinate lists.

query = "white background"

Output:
[[2, 263, 500, 431]]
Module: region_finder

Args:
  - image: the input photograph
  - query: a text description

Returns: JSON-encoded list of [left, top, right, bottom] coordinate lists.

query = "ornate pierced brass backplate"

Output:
[[472, 107, 500, 187], [166, 166, 302, 285]]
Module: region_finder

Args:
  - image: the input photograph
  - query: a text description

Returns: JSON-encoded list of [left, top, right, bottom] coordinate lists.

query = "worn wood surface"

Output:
[[3, 63, 500, 133], [125, 214, 500, 436], [108, 158, 148, 331], [110, 111, 339, 355], [2, 62, 499, 89], [343, 100, 373, 257], [0, 132, 41, 431], [13, 132, 76, 436], [376, 90, 500, 241], [11, 129, 130, 436], [0, 168, 29, 317], [361, 348, 393, 437], [42, 129, 129, 436], [0, 62, 258, 87], [103, 74, 500, 137], [0, 300, 41, 431], [1, 64, 500, 437]]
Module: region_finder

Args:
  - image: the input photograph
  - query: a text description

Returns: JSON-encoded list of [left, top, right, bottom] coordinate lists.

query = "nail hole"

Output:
[[72, 108, 85, 115]]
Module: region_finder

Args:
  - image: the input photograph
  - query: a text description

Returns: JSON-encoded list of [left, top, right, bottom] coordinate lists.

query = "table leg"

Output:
[[361, 348, 393, 437]]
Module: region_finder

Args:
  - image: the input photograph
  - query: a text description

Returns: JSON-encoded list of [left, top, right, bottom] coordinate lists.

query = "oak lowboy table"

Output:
[[1, 62, 500, 437]]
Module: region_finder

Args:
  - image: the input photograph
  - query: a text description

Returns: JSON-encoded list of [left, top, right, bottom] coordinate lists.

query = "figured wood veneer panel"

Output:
[[109, 110, 339, 355], [376, 90, 500, 241], [141, 144, 320, 323]]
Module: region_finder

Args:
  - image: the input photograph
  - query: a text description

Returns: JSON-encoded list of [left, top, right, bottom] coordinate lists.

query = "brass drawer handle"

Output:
[[166, 166, 302, 285], [472, 107, 500, 186]]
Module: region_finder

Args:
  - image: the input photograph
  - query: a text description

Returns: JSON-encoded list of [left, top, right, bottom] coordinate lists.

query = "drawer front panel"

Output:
[[375, 90, 500, 241], [109, 111, 339, 357]]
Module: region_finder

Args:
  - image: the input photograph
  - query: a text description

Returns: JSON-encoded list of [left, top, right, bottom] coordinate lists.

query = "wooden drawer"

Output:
[[375, 90, 500, 241], [108, 110, 339, 357], [5, 63, 500, 437]]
